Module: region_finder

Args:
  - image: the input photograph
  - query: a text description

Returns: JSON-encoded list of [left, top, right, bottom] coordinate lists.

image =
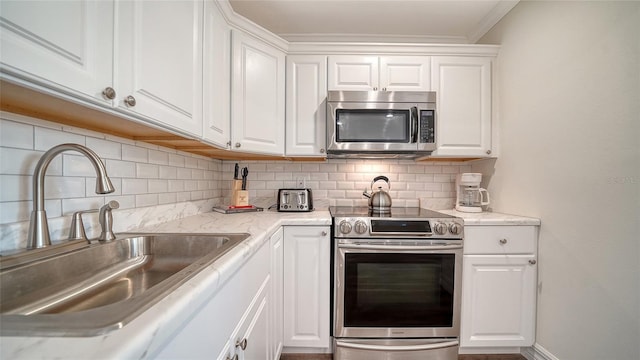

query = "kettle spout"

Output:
[[362, 189, 372, 198]]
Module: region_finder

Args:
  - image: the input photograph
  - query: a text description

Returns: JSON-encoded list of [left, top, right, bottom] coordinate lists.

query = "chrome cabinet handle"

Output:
[[499, 238, 507, 244], [529, 259, 537, 265], [102, 87, 116, 100], [235, 338, 247, 350], [235, 142, 241, 148], [124, 95, 136, 107]]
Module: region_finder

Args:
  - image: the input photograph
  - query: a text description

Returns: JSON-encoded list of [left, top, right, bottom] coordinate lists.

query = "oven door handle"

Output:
[[335, 339, 459, 352], [338, 244, 462, 251]]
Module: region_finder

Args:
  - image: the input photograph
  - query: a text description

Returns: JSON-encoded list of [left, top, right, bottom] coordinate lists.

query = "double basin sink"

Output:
[[0, 232, 249, 336]]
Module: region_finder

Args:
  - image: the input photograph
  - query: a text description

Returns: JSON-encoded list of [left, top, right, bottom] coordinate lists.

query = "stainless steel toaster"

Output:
[[277, 188, 313, 212]]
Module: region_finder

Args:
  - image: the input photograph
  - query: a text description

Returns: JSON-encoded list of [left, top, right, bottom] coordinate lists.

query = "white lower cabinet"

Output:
[[154, 240, 271, 359], [283, 226, 331, 349], [460, 225, 538, 349], [270, 228, 284, 359]]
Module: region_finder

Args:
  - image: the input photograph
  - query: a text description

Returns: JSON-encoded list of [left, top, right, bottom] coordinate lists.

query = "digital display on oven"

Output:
[[370, 220, 432, 233]]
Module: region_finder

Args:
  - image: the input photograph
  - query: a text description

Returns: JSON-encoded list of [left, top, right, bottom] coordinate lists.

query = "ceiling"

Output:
[[228, 0, 519, 44]]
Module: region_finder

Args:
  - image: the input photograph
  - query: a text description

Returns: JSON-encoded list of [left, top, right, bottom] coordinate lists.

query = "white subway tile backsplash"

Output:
[[45, 176, 85, 199], [85, 137, 122, 160], [121, 178, 148, 195], [158, 192, 177, 205], [0, 175, 32, 202], [63, 154, 99, 177], [0, 148, 58, 175], [106, 160, 136, 178], [108, 195, 136, 210], [184, 157, 198, 169], [136, 194, 158, 207], [0, 201, 30, 223], [149, 179, 169, 193], [159, 166, 177, 179], [62, 196, 105, 215], [148, 149, 169, 165], [168, 153, 185, 167], [0, 119, 33, 149], [136, 163, 159, 179], [34, 127, 85, 150], [122, 144, 148, 163]]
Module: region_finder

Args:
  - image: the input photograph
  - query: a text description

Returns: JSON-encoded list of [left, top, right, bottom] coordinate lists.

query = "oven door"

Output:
[[334, 240, 462, 338]]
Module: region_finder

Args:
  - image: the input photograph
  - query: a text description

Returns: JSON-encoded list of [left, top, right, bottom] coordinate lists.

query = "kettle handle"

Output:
[[371, 175, 391, 190]]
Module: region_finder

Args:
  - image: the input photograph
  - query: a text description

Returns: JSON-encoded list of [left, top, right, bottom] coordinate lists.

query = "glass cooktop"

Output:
[[329, 206, 454, 219]]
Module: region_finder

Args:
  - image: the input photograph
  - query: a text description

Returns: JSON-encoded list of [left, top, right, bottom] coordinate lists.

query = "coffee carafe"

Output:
[[455, 173, 490, 213]]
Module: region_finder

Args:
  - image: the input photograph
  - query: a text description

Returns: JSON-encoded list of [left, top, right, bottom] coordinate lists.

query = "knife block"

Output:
[[232, 180, 249, 206]]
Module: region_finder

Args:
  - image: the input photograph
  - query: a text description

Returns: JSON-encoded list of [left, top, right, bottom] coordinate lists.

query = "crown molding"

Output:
[[287, 42, 500, 56], [280, 33, 469, 45], [468, 0, 520, 43]]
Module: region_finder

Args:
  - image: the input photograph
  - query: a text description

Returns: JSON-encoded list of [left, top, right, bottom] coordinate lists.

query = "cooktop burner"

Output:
[[329, 206, 454, 219]]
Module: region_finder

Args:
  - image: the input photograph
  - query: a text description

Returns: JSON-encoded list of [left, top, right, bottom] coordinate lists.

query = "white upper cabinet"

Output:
[[328, 55, 430, 91], [116, 0, 203, 137], [431, 56, 492, 157], [0, 0, 114, 105], [231, 30, 285, 155], [203, 0, 231, 148], [285, 55, 327, 156]]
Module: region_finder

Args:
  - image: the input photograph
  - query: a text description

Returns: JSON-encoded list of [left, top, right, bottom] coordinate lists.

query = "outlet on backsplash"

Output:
[[296, 176, 306, 188]]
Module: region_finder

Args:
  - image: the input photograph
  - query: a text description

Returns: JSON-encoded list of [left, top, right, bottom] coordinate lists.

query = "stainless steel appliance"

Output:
[[326, 91, 436, 159], [362, 175, 392, 213], [330, 206, 463, 360], [277, 188, 313, 212]]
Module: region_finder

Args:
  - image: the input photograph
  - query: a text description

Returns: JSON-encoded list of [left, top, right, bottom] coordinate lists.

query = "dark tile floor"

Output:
[[281, 354, 526, 360]]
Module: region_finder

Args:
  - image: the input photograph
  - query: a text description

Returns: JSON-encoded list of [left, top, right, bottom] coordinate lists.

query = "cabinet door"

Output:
[[203, 0, 231, 148], [379, 56, 430, 91], [270, 228, 284, 359], [431, 56, 492, 157], [0, 0, 113, 105], [461, 255, 537, 347], [237, 283, 271, 360], [283, 226, 330, 348], [116, 0, 203, 137], [285, 55, 327, 156], [328, 55, 379, 91], [231, 30, 285, 155]]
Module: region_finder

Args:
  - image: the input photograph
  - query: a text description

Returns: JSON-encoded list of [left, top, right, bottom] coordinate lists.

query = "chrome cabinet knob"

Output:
[[486, 150, 492, 155], [320, 148, 325, 153], [235, 142, 241, 148], [235, 338, 247, 350], [226, 354, 238, 360], [124, 95, 136, 107], [339, 220, 352, 235], [529, 259, 537, 265], [354, 220, 368, 234], [321, 231, 328, 236], [382, 87, 387, 91], [102, 87, 116, 100], [373, 86, 378, 91], [499, 238, 508, 244]]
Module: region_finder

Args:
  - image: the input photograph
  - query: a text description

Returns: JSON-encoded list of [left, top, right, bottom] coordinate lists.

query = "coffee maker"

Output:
[[455, 173, 490, 213]]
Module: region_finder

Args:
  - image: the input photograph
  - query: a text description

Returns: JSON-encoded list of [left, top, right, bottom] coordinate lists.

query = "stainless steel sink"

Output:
[[0, 232, 250, 336]]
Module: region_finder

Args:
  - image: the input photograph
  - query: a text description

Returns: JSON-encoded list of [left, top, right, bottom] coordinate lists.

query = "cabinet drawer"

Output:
[[464, 226, 537, 254]]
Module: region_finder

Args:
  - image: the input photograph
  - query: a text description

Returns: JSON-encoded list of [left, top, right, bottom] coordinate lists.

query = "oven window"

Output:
[[335, 109, 410, 142], [343, 253, 455, 327]]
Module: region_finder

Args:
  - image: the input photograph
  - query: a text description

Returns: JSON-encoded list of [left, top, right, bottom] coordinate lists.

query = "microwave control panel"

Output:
[[420, 110, 435, 143]]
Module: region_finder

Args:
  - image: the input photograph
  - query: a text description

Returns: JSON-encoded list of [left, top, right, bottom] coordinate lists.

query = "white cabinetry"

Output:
[[0, 0, 114, 105], [431, 56, 492, 157], [285, 55, 327, 156], [283, 226, 331, 349], [461, 226, 538, 349], [203, 0, 231, 148], [231, 30, 285, 155], [116, 0, 203, 137], [328, 55, 430, 91], [270, 228, 284, 359], [154, 240, 271, 359]]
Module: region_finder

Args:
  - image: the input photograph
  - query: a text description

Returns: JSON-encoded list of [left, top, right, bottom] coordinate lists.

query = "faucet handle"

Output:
[[68, 209, 98, 242], [98, 200, 120, 242]]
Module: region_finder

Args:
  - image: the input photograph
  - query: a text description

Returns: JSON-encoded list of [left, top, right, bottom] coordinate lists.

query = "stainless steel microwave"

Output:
[[326, 91, 436, 159]]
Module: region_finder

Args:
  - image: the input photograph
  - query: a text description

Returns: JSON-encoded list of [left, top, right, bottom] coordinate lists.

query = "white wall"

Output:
[[478, 1, 640, 359]]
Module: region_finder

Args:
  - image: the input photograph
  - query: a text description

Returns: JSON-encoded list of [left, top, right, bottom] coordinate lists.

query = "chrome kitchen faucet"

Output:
[[27, 143, 115, 249]]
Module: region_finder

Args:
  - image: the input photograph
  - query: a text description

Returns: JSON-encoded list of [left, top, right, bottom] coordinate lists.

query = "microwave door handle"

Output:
[[410, 106, 418, 143]]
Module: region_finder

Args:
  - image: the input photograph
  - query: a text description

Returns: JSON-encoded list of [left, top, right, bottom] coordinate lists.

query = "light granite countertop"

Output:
[[436, 209, 541, 226], [0, 208, 332, 360]]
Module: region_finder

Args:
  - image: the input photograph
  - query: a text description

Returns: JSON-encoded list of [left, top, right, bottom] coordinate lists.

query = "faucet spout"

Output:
[[28, 143, 115, 249]]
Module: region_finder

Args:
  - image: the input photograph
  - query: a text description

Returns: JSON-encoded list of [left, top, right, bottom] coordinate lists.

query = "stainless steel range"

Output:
[[330, 206, 463, 360]]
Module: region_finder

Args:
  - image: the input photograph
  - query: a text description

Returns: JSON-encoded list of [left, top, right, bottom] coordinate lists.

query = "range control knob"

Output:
[[448, 222, 462, 235], [354, 220, 368, 234], [339, 220, 353, 235], [434, 222, 448, 235]]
